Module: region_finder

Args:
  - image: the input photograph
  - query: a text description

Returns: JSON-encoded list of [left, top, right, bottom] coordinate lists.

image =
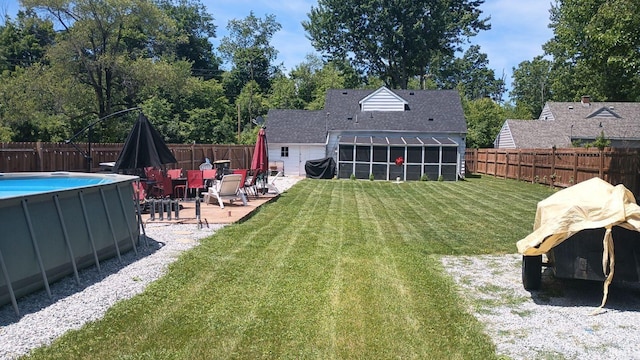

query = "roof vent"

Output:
[[347, 117, 353, 121], [568, 106, 574, 110], [342, 91, 348, 95], [609, 106, 615, 110], [428, 118, 434, 121], [409, 92, 415, 95], [581, 95, 591, 106]]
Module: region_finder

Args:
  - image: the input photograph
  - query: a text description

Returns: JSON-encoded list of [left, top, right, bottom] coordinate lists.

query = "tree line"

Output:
[[1, 0, 638, 149]]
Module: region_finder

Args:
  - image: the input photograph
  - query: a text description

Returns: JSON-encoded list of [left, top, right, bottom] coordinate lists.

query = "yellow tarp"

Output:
[[516, 177, 640, 311], [517, 177, 640, 256]]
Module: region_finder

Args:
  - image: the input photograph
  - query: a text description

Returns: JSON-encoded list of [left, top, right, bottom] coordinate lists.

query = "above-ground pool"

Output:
[[0, 172, 141, 315]]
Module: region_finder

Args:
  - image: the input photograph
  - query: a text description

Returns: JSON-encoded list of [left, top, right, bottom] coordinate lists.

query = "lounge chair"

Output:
[[203, 174, 247, 209]]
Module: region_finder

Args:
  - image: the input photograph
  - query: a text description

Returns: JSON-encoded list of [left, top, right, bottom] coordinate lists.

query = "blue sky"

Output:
[[1, 0, 553, 92]]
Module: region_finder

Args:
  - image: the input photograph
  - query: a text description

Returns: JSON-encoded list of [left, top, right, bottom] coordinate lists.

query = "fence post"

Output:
[[573, 151, 578, 185], [532, 152, 537, 183], [599, 149, 604, 179], [505, 151, 509, 179], [551, 146, 556, 178], [517, 150, 522, 181]]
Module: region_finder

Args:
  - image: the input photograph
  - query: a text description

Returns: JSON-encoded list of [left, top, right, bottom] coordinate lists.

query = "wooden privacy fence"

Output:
[[0, 142, 254, 173], [465, 148, 640, 197]]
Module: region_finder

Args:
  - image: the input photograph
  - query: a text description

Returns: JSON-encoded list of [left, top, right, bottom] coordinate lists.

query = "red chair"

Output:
[[167, 168, 182, 179], [202, 169, 216, 181], [233, 169, 248, 195], [160, 175, 173, 198], [202, 169, 217, 190], [185, 170, 204, 199]]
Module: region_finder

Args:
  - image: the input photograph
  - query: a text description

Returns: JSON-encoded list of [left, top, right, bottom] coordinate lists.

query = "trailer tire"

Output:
[[522, 255, 542, 290]]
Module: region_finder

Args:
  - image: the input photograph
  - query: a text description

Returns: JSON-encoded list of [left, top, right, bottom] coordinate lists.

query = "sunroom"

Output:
[[337, 135, 460, 181]]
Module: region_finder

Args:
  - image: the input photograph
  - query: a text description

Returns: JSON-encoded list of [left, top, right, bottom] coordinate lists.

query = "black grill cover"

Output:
[[305, 157, 336, 179]]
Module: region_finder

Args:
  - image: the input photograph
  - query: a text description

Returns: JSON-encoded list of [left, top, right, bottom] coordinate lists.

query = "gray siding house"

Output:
[[495, 96, 640, 149], [266, 86, 467, 180]]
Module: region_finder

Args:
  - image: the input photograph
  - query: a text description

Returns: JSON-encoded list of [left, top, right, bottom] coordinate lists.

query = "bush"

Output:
[[369, 173, 375, 181], [350, 173, 356, 180], [437, 175, 444, 182], [420, 174, 430, 181]]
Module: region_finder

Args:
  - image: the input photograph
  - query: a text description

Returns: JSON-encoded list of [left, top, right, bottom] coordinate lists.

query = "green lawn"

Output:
[[26, 176, 556, 359]]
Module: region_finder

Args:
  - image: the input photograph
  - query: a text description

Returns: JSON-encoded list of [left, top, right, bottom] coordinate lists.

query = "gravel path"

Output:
[[0, 223, 223, 359], [441, 254, 640, 360]]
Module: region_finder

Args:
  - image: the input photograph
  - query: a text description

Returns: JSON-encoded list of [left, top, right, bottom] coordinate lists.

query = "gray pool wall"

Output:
[[0, 172, 141, 314]]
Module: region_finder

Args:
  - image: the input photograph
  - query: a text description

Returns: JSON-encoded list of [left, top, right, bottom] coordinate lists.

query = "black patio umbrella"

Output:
[[113, 112, 177, 172]]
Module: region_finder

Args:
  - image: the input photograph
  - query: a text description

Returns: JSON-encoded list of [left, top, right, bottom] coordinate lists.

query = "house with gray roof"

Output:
[[266, 86, 467, 180], [495, 96, 640, 149]]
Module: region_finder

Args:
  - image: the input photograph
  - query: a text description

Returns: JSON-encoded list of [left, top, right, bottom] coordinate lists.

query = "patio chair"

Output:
[[203, 174, 247, 209], [132, 181, 148, 213], [166, 168, 182, 179], [185, 169, 204, 199], [202, 168, 217, 190], [232, 169, 248, 196], [244, 169, 262, 198]]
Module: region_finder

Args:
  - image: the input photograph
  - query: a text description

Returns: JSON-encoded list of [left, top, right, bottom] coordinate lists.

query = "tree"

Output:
[[0, 9, 55, 72], [218, 11, 282, 97], [463, 97, 508, 148], [303, 0, 489, 89], [543, 0, 640, 101], [510, 56, 552, 119], [22, 0, 178, 119], [268, 74, 305, 110], [156, 0, 221, 80], [429, 45, 505, 101]]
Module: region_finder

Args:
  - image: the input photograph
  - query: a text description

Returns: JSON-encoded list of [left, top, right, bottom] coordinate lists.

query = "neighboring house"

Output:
[[495, 96, 640, 149], [266, 86, 467, 180]]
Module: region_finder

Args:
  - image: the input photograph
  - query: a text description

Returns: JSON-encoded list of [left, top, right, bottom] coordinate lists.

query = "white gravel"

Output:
[[0, 175, 302, 360], [441, 254, 640, 360], [0, 223, 223, 359]]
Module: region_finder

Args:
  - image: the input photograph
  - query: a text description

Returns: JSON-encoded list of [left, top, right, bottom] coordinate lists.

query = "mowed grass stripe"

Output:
[[26, 176, 555, 359]]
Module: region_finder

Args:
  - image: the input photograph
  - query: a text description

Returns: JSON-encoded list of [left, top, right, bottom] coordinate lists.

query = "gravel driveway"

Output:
[[441, 254, 640, 360]]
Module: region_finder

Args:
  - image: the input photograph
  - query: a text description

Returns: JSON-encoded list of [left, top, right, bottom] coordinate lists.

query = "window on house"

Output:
[[281, 146, 289, 157]]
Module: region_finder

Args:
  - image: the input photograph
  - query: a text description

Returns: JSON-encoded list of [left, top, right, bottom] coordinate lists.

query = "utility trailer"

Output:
[[517, 177, 640, 307], [522, 226, 640, 290]]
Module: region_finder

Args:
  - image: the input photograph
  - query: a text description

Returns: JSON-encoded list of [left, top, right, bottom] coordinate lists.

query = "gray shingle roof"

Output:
[[505, 120, 572, 148], [266, 88, 466, 144], [544, 102, 640, 140], [505, 101, 640, 148]]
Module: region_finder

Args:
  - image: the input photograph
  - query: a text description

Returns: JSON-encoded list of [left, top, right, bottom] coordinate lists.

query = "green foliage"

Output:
[[438, 175, 444, 181], [510, 56, 552, 119], [544, 0, 640, 101], [369, 173, 374, 181], [430, 45, 505, 102], [350, 173, 356, 180], [583, 131, 611, 150], [218, 11, 282, 96], [303, 0, 489, 89], [0, 9, 55, 72], [156, 0, 221, 80], [463, 97, 508, 148], [420, 174, 430, 181]]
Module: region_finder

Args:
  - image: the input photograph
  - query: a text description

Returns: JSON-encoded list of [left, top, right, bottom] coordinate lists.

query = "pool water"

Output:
[[0, 177, 114, 198]]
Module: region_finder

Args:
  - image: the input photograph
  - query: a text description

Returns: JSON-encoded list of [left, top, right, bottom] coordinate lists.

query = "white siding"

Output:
[[360, 87, 407, 112], [539, 104, 555, 121], [268, 144, 326, 176], [495, 122, 516, 149]]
